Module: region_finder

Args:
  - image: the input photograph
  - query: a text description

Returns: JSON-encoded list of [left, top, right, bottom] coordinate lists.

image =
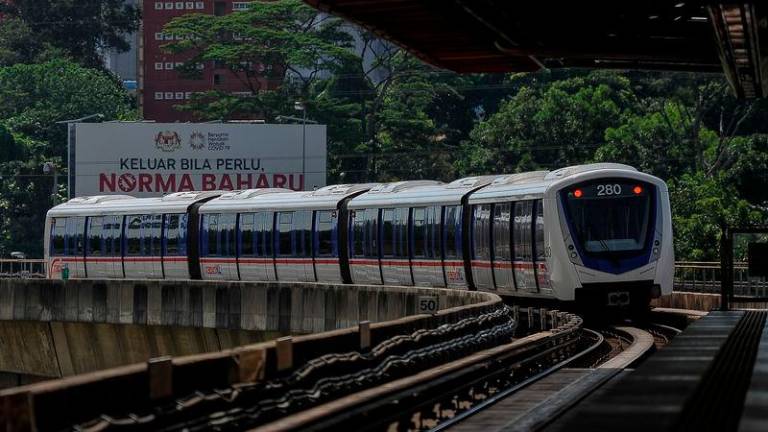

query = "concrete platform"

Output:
[[548, 310, 768, 431]]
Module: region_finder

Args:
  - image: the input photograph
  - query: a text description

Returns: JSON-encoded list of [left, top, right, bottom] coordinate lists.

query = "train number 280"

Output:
[[597, 184, 622, 196]]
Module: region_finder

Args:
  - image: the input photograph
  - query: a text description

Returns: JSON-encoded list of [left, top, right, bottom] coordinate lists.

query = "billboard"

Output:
[[70, 122, 326, 197]]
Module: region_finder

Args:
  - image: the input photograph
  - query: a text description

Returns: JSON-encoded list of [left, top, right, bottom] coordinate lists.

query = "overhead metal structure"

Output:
[[303, 1, 768, 98]]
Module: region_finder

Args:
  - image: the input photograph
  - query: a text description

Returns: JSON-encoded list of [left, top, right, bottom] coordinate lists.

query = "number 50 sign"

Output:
[[418, 295, 440, 314]]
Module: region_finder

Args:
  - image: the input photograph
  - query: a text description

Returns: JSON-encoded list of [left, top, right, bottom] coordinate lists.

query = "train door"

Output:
[[238, 212, 276, 281], [442, 205, 467, 288], [381, 208, 412, 286], [349, 208, 382, 284], [471, 204, 494, 290], [314, 210, 341, 283], [412, 206, 443, 287], [534, 200, 551, 292], [85, 216, 107, 278], [124, 215, 146, 278], [275, 211, 315, 282], [145, 214, 164, 279], [48, 218, 67, 278], [163, 214, 189, 279], [492, 202, 515, 294], [105, 216, 124, 278], [200, 213, 238, 280], [49, 217, 86, 278], [513, 201, 537, 291]]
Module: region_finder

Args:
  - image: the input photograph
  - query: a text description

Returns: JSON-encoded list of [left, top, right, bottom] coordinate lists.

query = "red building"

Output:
[[140, 1, 268, 122]]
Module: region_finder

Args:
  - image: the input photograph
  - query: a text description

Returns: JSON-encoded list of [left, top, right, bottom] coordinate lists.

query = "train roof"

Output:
[[348, 176, 502, 208], [468, 163, 640, 203], [200, 183, 379, 212], [47, 191, 223, 217]]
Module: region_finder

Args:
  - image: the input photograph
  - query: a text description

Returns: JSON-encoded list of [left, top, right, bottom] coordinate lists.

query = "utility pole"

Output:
[[294, 101, 307, 189]]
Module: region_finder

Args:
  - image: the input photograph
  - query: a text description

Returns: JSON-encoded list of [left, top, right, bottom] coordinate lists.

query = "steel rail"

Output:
[[429, 328, 604, 432], [253, 311, 583, 432]]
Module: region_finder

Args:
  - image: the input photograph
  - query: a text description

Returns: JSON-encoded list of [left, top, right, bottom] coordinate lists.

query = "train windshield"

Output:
[[563, 181, 652, 253]]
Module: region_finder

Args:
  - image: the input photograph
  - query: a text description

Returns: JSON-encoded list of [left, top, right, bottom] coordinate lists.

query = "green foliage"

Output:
[[0, 0, 140, 68], [458, 71, 637, 174], [0, 60, 135, 256], [163, 0, 355, 109], [0, 59, 135, 158]]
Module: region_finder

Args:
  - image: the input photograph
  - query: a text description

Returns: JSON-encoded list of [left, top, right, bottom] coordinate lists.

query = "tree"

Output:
[[162, 0, 356, 120], [0, 60, 136, 256], [0, 0, 140, 68], [457, 71, 637, 175], [0, 59, 136, 159]]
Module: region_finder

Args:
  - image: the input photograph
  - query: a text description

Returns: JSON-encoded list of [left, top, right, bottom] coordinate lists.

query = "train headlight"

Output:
[[653, 248, 659, 255], [569, 251, 578, 259]]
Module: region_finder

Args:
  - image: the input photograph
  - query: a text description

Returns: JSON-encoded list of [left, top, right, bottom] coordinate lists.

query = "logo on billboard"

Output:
[[189, 131, 206, 150], [154, 131, 182, 152]]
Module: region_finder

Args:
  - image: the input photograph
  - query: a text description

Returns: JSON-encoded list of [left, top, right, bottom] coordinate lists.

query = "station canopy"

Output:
[[303, 1, 768, 98]]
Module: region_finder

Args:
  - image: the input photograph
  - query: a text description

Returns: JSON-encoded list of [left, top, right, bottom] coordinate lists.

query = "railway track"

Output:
[[251, 309, 584, 432]]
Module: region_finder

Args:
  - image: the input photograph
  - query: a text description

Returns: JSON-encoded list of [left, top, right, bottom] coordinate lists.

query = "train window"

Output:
[[258, 212, 274, 257], [534, 201, 545, 262], [493, 203, 512, 261], [87, 216, 104, 256], [203, 214, 218, 256], [104, 216, 122, 256], [221, 213, 236, 257], [239, 213, 255, 256], [443, 206, 462, 259], [51, 218, 66, 256], [316, 210, 336, 257], [472, 205, 492, 260], [278, 212, 293, 256], [351, 208, 378, 258], [295, 211, 312, 257], [427, 206, 439, 259], [382, 209, 394, 257], [514, 201, 533, 260], [412, 208, 426, 257], [126, 215, 143, 256], [165, 214, 187, 256], [142, 214, 163, 256]]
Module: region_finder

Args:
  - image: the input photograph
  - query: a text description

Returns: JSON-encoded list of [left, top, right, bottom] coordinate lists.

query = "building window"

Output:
[[165, 2, 174, 10], [196, 63, 205, 70], [196, 1, 205, 9], [155, 32, 164, 40], [164, 33, 175, 41], [214, 1, 226, 16], [176, 2, 184, 9], [185, 92, 193, 99], [175, 62, 184, 68], [165, 62, 174, 70], [175, 92, 184, 100], [186, 1, 195, 9], [154, 62, 163, 70], [214, 73, 223, 85], [165, 92, 174, 99], [155, 92, 164, 100], [233, 2, 252, 11], [155, 2, 164, 10]]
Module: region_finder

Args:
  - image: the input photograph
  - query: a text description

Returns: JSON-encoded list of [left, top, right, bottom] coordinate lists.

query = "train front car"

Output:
[[546, 164, 674, 315]]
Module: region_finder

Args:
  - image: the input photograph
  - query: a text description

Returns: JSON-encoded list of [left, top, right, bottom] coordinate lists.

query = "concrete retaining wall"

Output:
[[0, 279, 482, 333], [0, 321, 283, 383], [0, 279, 489, 384]]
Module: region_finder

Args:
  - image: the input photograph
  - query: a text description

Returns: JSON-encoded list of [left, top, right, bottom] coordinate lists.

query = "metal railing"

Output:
[[0, 259, 760, 295], [0, 259, 46, 279], [674, 261, 768, 297]]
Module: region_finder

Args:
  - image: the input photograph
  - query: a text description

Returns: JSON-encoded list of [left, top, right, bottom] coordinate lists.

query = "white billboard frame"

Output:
[[69, 122, 327, 198]]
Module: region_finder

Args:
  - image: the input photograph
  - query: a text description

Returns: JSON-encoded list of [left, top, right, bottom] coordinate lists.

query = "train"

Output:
[[44, 163, 674, 311]]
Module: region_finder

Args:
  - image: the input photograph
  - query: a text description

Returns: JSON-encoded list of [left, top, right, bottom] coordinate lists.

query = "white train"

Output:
[[44, 163, 673, 310]]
